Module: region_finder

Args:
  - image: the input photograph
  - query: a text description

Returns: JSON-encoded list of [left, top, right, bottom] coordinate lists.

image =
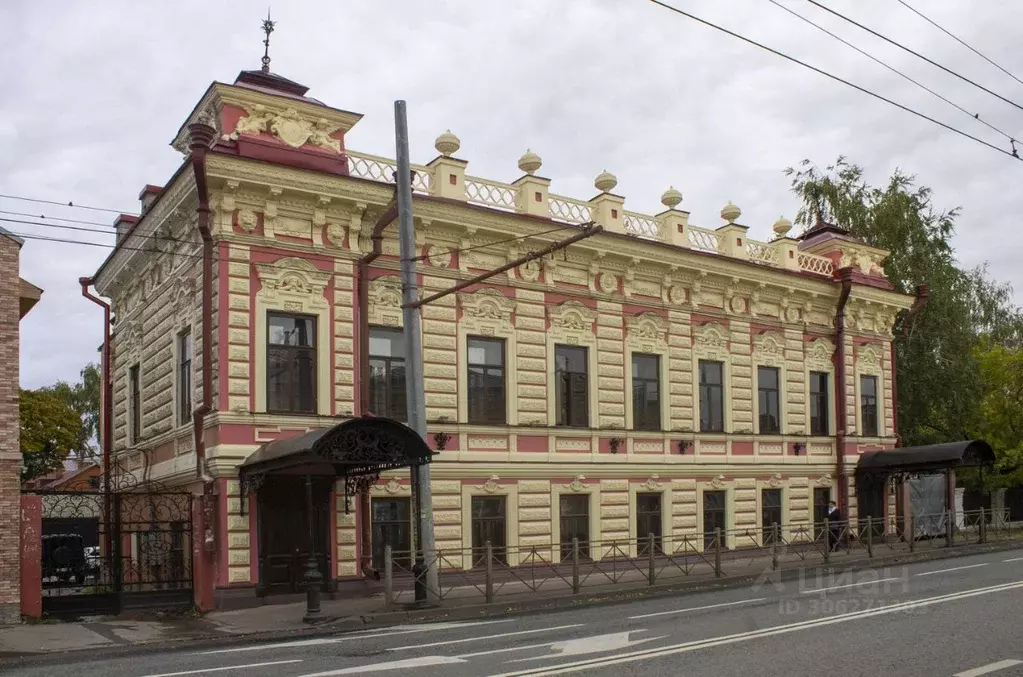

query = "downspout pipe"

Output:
[[891, 284, 930, 448], [834, 267, 854, 513], [188, 120, 217, 483], [355, 194, 399, 580], [79, 278, 112, 554]]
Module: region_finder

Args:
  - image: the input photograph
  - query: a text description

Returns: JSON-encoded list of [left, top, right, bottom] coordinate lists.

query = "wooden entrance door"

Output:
[[258, 476, 331, 593]]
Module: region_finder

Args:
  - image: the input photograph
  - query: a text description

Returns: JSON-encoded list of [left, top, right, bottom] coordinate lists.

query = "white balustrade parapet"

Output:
[[343, 145, 839, 278]]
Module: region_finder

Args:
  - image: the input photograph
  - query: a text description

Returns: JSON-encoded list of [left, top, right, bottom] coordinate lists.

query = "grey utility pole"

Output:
[[394, 100, 439, 600]]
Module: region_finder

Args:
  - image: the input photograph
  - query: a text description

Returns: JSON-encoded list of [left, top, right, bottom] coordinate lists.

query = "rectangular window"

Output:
[[370, 498, 411, 569], [368, 327, 407, 421], [266, 313, 316, 414], [809, 371, 830, 436], [813, 487, 831, 540], [757, 366, 780, 434], [636, 493, 663, 554], [555, 345, 589, 428], [559, 494, 590, 560], [177, 330, 193, 426], [467, 337, 506, 425], [860, 375, 878, 437], [471, 496, 507, 565], [699, 360, 724, 433], [129, 364, 141, 443], [632, 354, 661, 431], [703, 490, 727, 550], [761, 488, 783, 544]]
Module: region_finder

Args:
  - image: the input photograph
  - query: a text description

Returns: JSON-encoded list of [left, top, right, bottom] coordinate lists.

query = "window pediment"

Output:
[[693, 322, 729, 360], [368, 275, 403, 327], [806, 337, 836, 371], [626, 312, 667, 351], [753, 331, 785, 367], [548, 300, 597, 343], [459, 288, 515, 333], [255, 257, 330, 311]]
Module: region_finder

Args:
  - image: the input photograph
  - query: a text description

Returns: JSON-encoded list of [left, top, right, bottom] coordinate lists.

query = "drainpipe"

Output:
[[188, 120, 217, 483], [79, 278, 112, 556], [834, 268, 854, 513], [891, 284, 930, 448], [356, 193, 398, 580]]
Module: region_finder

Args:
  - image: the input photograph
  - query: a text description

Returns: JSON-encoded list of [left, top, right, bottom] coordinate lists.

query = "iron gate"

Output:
[[33, 490, 194, 618]]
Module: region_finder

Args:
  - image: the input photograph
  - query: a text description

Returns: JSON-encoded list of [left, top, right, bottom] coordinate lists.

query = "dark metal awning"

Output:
[[237, 416, 435, 512], [855, 440, 995, 476]]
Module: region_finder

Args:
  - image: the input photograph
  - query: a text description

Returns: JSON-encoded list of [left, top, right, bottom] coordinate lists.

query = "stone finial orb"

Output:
[[518, 149, 542, 175], [720, 201, 741, 223], [661, 186, 683, 209], [434, 129, 460, 157], [772, 215, 793, 237], [595, 169, 618, 193]]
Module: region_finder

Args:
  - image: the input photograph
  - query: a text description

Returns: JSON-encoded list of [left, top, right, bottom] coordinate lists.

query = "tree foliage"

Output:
[[20, 388, 85, 482], [37, 362, 100, 460], [786, 158, 1023, 457], [971, 342, 1023, 489]]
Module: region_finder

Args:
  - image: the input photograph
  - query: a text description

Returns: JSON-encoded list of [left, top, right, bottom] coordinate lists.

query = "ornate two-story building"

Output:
[[86, 61, 919, 604]]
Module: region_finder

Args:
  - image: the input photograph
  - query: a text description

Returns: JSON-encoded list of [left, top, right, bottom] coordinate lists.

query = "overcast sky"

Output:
[[2, 0, 1021, 389]]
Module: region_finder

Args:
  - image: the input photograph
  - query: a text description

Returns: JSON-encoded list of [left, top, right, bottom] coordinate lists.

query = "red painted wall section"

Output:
[[691, 313, 726, 327], [731, 441, 754, 455], [516, 435, 549, 453], [217, 478, 230, 587], [20, 495, 42, 618], [192, 497, 215, 612]]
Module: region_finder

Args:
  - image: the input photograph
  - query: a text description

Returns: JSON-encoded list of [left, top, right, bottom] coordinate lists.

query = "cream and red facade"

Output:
[[89, 67, 913, 597]]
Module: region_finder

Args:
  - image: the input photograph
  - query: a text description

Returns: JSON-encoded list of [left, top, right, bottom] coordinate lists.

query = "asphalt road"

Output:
[[8, 547, 1023, 677]]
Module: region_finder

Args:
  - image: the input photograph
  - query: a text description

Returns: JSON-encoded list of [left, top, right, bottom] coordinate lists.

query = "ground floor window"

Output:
[[471, 496, 507, 565], [559, 494, 590, 560], [371, 497, 411, 569], [703, 490, 726, 549], [636, 493, 662, 554], [761, 489, 782, 544]]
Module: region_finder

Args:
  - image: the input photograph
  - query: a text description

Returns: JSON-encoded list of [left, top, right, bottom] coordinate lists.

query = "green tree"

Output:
[[970, 342, 1023, 489], [40, 362, 101, 460], [20, 388, 85, 482], [786, 157, 1023, 447]]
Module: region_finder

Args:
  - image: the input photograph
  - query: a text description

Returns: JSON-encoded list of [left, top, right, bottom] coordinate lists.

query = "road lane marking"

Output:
[[298, 655, 467, 675], [480, 579, 1023, 676], [142, 660, 303, 677], [1003, 557, 1023, 562], [507, 631, 665, 662], [915, 563, 988, 577], [386, 624, 584, 650], [800, 577, 901, 594], [202, 619, 514, 654], [953, 659, 1023, 677], [627, 597, 765, 619]]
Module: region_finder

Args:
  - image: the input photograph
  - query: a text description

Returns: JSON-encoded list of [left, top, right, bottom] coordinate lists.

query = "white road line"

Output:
[[142, 660, 303, 677], [801, 577, 901, 594], [457, 641, 553, 659], [915, 563, 989, 577], [202, 619, 513, 654], [480, 579, 1023, 677], [387, 624, 584, 651], [953, 659, 1023, 677], [1003, 557, 1023, 562], [627, 597, 765, 619]]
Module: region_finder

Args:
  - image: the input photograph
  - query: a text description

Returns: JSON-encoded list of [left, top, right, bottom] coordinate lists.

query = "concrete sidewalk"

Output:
[[1, 535, 1018, 661]]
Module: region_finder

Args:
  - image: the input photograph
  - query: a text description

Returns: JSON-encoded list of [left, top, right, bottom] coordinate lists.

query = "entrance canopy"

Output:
[[855, 440, 995, 477], [238, 416, 434, 512]]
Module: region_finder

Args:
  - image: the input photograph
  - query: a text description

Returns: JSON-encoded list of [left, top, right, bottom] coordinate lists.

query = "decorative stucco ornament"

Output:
[[434, 129, 461, 156], [772, 215, 793, 237], [518, 149, 543, 175], [598, 272, 618, 294], [661, 186, 683, 208], [594, 170, 618, 193], [237, 209, 257, 233], [720, 201, 741, 224]]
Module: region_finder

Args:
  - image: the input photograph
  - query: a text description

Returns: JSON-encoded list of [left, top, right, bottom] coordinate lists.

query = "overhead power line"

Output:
[[894, 0, 1023, 88], [0, 193, 139, 216], [0, 209, 118, 229], [646, 0, 1021, 160], [768, 0, 1017, 144], [805, 0, 1023, 114]]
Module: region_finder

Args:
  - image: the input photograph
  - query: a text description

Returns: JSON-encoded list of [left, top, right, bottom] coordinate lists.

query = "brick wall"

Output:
[[0, 234, 22, 623]]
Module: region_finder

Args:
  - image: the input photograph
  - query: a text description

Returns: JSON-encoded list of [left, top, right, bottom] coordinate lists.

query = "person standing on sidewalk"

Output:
[[827, 501, 843, 552]]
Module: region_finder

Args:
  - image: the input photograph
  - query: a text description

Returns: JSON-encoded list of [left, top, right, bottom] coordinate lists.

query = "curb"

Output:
[[1, 539, 1019, 666]]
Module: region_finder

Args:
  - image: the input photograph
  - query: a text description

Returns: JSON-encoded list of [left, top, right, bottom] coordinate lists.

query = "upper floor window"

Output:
[[267, 313, 316, 414], [467, 337, 506, 425], [129, 364, 141, 443], [632, 353, 661, 431], [368, 327, 407, 421], [699, 360, 724, 433], [757, 366, 780, 434], [555, 345, 588, 428], [177, 330, 193, 426], [809, 371, 829, 436], [860, 375, 878, 437]]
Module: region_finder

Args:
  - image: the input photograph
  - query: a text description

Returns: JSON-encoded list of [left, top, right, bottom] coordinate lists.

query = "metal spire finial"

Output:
[[261, 9, 275, 74]]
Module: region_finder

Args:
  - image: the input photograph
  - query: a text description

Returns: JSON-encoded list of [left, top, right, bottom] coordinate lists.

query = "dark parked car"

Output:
[[41, 534, 88, 585]]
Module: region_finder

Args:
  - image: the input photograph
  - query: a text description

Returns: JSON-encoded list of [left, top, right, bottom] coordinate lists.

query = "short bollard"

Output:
[[714, 528, 722, 578], [571, 537, 581, 594], [383, 544, 394, 610], [647, 533, 656, 585], [823, 519, 831, 563], [866, 516, 874, 559], [485, 541, 494, 603]]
